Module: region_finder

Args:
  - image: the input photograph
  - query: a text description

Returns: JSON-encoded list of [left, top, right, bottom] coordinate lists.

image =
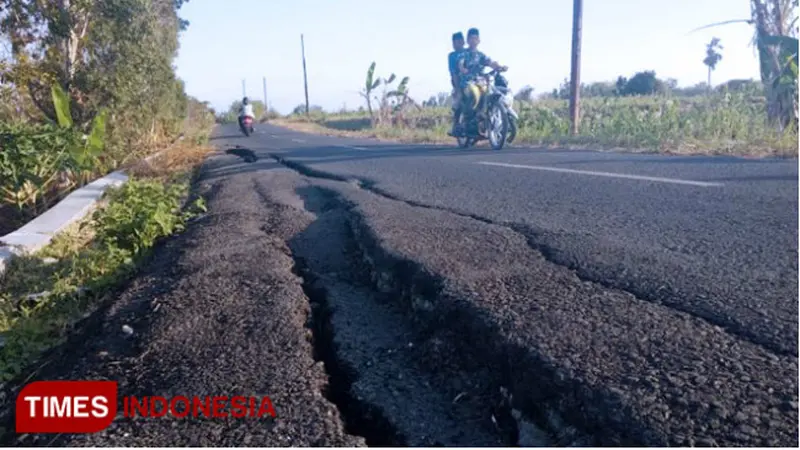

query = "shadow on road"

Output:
[[210, 134, 244, 141], [226, 146, 258, 163]]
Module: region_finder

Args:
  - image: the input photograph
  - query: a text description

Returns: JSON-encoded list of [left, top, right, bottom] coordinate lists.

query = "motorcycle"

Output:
[[239, 115, 255, 137], [455, 68, 518, 150]]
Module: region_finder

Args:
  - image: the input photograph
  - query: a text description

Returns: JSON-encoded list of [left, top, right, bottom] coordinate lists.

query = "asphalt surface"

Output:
[[222, 123, 799, 357], [1, 169, 365, 447], [0, 122, 795, 446]]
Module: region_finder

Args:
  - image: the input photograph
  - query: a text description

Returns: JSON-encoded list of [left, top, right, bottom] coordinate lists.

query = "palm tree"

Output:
[[703, 38, 724, 91]]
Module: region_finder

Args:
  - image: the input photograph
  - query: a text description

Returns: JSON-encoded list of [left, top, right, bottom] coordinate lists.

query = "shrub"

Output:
[[0, 122, 82, 213], [90, 178, 205, 255], [0, 176, 206, 381]]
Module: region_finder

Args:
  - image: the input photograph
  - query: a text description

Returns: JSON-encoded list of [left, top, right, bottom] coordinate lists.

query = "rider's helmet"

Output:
[[242, 97, 249, 105]]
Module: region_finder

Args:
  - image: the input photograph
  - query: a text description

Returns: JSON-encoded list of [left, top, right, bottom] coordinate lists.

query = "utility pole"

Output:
[[242, 79, 246, 98], [568, 0, 583, 136], [301, 33, 310, 117], [263, 76, 268, 117]]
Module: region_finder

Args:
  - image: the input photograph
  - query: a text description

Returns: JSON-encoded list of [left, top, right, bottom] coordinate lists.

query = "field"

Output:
[[276, 94, 798, 157]]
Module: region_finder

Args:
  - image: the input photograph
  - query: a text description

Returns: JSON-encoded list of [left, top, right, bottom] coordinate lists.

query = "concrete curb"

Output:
[[0, 134, 188, 275], [0, 171, 128, 274]]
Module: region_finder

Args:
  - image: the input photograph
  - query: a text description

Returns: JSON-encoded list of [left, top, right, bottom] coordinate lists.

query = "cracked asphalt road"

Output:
[[217, 123, 798, 357], [1, 122, 795, 447]]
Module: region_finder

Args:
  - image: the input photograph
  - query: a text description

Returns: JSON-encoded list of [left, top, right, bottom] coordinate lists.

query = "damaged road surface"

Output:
[[1, 125, 796, 447]]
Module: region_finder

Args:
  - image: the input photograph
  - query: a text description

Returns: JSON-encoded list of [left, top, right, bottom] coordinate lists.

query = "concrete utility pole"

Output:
[[242, 79, 246, 98], [569, 0, 583, 136], [301, 34, 310, 117]]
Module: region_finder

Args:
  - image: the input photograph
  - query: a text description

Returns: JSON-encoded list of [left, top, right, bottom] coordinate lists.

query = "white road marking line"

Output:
[[475, 161, 724, 187], [291, 138, 306, 143], [340, 145, 367, 150], [270, 134, 278, 138]]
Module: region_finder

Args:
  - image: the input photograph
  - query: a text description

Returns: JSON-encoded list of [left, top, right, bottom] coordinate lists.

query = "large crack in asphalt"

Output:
[[292, 256, 403, 446], [269, 154, 798, 447], [269, 154, 791, 358], [252, 176, 544, 446]]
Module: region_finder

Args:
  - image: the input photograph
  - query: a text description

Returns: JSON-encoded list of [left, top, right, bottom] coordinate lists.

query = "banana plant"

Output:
[[387, 76, 410, 98], [51, 83, 108, 182], [361, 62, 382, 124], [757, 32, 799, 129]]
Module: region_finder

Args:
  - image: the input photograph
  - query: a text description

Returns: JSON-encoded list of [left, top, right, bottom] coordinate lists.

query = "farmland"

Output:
[[276, 92, 798, 157]]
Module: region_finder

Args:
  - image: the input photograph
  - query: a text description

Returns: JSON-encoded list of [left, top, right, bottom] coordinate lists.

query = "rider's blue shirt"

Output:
[[448, 49, 464, 79]]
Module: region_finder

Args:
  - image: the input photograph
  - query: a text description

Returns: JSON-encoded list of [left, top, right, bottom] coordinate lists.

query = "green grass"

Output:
[[0, 166, 207, 382], [278, 93, 798, 157]]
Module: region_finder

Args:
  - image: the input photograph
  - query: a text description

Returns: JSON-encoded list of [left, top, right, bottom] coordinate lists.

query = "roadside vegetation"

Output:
[[0, 0, 216, 381], [278, 0, 798, 156], [0, 0, 215, 235], [0, 143, 210, 382]]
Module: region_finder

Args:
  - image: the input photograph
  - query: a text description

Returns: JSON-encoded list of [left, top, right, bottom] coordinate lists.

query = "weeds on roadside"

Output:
[[0, 178, 206, 382], [281, 92, 798, 156]]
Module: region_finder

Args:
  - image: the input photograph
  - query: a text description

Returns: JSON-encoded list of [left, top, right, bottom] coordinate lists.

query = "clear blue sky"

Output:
[[174, 0, 762, 115]]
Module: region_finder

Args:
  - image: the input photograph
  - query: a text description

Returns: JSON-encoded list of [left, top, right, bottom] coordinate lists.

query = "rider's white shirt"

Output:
[[241, 104, 255, 118]]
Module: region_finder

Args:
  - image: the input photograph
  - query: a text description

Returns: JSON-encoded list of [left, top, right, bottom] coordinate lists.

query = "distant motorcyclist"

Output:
[[457, 28, 507, 123], [447, 31, 466, 137], [238, 97, 255, 130]]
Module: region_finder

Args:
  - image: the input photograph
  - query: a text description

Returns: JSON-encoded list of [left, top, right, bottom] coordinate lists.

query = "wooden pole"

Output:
[[569, 0, 583, 136], [301, 34, 310, 117]]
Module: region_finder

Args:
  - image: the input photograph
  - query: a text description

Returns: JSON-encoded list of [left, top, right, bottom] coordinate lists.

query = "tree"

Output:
[[423, 95, 438, 107], [583, 81, 615, 97], [750, 0, 798, 130], [665, 78, 679, 91], [718, 78, 763, 93], [693, 0, 798, 130], [0, 0, 193, 154], [514, 85, 535, 102], [615, 76, 628, 95], [703, 37, 724, 91], [624, 71, 666, 95], [292, 104, 322, 115]]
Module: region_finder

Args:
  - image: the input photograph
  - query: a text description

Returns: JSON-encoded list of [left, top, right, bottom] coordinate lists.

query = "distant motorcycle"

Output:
[[454, 68, 517, 150], [239, 115, 255, 137]]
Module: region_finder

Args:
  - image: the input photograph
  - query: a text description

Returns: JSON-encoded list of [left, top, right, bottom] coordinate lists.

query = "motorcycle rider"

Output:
[[456, 28, 507, 131], [238, 97, 255, 131], [447, 31, 466, 137]]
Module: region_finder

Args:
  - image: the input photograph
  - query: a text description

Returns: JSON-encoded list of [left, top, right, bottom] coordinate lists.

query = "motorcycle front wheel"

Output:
[[487, 104, 509, 150]]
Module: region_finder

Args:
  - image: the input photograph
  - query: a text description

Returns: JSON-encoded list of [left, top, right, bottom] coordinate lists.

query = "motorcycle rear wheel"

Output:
[[457, 136, 476, 148], [455, 115, 474, 148]]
